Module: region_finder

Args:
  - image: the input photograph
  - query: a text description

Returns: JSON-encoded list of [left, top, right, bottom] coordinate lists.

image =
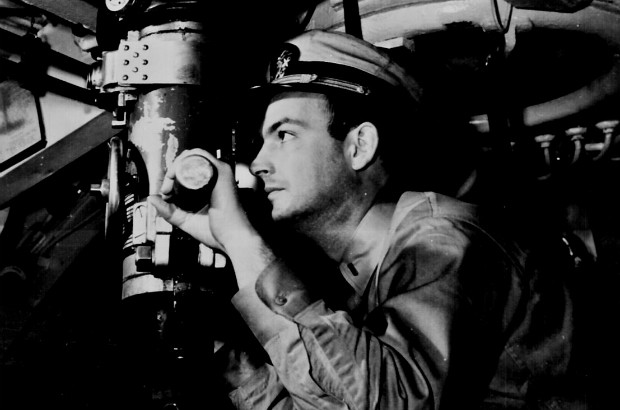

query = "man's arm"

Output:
[[151, 150, 498, 409], [214, 342, 294, 410], [231, 225, 487, 410]]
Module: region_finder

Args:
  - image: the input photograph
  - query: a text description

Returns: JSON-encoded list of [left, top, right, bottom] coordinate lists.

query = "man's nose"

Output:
[[250, 144, 272, 177]]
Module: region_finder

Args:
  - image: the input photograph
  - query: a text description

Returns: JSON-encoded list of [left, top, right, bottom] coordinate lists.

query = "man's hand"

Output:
[[150, 149, 275, 289], [149, 148, 254, 254]]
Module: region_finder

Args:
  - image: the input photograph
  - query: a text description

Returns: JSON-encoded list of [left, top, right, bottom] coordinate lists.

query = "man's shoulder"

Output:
[[394, 191, 480, 226], [383, 191, 483, 255], [390, 191, 522, 259]]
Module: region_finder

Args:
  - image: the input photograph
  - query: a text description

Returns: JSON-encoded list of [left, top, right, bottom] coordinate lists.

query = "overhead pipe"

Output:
[[311, 0, 620, 130]]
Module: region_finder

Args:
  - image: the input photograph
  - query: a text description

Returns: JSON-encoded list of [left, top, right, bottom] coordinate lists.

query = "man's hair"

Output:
[[244, 87, 414, 169], [319, 88, 432, 188], [240, 85, 471, 194], [319, 88, 476, 194]]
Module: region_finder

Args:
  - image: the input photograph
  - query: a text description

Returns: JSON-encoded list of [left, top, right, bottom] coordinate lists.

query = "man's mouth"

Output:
[[265, 187, 283, 199]]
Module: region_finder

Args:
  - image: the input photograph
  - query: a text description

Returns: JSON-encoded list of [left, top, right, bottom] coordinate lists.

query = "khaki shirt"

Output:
[[229, 191, 582, 409]]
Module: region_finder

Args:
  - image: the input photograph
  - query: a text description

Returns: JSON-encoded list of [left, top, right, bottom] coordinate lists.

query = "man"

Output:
[[150, 30, 587, 409]]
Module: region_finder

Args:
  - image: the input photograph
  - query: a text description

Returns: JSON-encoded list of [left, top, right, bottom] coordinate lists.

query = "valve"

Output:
[[564, 126, 585, 165], [91, 136, 123, 238], [534, 133, 555, 179], [592, 120, 619, 161]]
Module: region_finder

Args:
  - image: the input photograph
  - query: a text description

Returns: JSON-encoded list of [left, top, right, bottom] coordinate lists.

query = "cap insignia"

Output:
[[270, 44, 300, 81], [275, 50, 293, 79]]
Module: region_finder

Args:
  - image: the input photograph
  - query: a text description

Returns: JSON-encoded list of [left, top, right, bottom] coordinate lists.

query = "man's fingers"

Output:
[[149, 195, 218, 248], [160, 155, 182, 196], [160, 174, 175, 196], [149, 195, 176, 221], [150, 195, 201, 235]]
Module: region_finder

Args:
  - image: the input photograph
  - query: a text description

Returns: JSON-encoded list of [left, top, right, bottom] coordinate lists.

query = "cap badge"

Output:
[[271, 44, 300, 81], [275, 50, 293, 79]]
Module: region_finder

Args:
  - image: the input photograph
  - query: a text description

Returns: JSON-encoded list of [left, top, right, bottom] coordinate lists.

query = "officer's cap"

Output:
[[255, 29, 421, 106]]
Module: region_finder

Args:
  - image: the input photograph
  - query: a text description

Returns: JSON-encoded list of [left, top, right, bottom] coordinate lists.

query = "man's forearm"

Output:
[[225, 231, 276, 289]]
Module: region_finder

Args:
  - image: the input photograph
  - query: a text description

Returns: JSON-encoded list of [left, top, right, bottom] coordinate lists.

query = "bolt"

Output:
[[135, 245, 153, 272], [534, 134, 554, 148], [565, 126, 587, 139], [595, 120, 619, 134]]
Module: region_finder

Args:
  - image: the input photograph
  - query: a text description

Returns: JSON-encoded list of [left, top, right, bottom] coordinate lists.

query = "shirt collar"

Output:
[[339, 201, 396, 296]]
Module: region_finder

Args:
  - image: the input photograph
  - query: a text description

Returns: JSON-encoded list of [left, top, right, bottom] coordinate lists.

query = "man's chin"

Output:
[[270, 209, 288, 222], [270, 205, 300, 225], [269, 197, 292, 221]]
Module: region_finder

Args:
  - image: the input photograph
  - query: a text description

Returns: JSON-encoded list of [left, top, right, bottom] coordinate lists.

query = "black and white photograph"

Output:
[[1, 1, 619, 409]]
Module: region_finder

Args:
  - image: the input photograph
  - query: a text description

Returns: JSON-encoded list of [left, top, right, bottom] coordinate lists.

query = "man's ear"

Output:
[[345, 122, 379, 171]]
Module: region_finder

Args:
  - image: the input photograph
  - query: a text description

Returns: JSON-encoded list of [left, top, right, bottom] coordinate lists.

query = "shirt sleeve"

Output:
[[228, 363, 294, 410], [232, 223, 492, 409]]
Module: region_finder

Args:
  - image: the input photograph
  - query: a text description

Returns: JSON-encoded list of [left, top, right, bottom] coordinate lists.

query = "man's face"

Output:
[[250, 91, 356, 224]]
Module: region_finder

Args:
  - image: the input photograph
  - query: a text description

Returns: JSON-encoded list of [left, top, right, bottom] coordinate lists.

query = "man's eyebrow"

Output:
[[264, 117, 308, 135]]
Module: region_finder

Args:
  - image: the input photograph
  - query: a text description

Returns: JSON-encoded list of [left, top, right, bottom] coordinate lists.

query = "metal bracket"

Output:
[[89, 38, 202, 91]]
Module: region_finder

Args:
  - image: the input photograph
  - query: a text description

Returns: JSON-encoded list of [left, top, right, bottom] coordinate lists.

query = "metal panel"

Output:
[[0, 111, 116, 207], [19, 0, 98, 31]]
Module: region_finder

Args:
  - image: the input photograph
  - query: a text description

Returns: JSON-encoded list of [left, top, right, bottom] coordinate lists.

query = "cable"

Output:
[[299, 3, 317, 30], [492, 0, 514, 34], [343, 0, 363, 39]]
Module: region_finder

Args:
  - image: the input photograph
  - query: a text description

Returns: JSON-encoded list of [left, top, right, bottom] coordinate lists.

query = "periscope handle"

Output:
[[172, 153, 217, 212]]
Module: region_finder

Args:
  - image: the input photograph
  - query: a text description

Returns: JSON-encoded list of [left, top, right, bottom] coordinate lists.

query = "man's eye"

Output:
[[277, 130, 295, 142]]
